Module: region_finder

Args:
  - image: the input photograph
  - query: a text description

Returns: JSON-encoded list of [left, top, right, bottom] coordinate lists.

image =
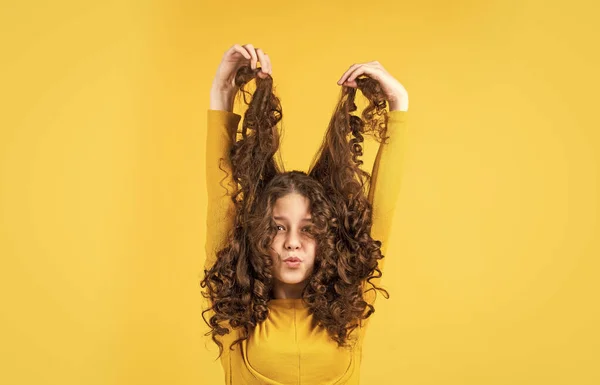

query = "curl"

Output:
[[200, 66, 282, 357]]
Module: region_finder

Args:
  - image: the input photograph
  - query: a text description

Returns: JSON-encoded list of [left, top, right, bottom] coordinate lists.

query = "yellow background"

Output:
[[1, 0, 598, 384]]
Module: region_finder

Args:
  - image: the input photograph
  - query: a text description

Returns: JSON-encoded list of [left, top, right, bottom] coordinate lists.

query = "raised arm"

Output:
[[337, 61, 409, 301], [367, 110, 408, 261], [204, 110, 240, 271], [204, 43, 272, 271], [361, 111, 408, 308]]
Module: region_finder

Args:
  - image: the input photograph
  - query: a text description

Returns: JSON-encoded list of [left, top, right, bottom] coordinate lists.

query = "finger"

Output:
[[256, 48, 269, 73], [339, 64, 365, 86], [264, 54, 272, 74], [231, 44, 251, 60], [345, 64, 380, 84], [242, 43, 258, 69], [337, 63, 361, 85]]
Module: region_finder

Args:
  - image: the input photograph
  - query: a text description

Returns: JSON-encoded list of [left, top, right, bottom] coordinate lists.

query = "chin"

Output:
[[277, 272, 309, 285]]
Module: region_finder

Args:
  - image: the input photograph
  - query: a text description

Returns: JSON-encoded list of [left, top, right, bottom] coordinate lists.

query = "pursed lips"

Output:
[[283, 256, 302, 262]]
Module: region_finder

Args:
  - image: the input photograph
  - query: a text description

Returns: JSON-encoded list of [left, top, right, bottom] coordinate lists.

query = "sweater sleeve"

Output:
[[364, 110, 408, 298], [204, 109, 241, 272]]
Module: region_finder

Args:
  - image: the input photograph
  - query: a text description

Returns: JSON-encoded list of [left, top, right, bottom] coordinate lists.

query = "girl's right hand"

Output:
[[211, 43, 272, 93]]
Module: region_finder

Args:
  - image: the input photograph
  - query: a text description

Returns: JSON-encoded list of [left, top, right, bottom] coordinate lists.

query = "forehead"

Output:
[[272, 193, 311, 217]]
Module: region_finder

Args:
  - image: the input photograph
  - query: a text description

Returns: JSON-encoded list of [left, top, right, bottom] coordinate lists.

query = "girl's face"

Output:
[[269, 192, 317, 295]]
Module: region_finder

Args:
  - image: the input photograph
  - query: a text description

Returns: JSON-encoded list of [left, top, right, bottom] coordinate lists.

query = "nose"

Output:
[[284, 232, 301, 250]]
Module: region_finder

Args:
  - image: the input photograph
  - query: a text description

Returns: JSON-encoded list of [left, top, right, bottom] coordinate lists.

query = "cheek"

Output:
[[305, 240, 317, 264], [269, 237, 283, 258]]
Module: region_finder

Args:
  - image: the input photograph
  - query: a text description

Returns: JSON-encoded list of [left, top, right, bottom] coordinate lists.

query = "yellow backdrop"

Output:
[[1, 0, 598, 384]]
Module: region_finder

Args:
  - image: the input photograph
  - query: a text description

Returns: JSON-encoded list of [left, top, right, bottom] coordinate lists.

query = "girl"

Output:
[[201, 43, 409, 384]]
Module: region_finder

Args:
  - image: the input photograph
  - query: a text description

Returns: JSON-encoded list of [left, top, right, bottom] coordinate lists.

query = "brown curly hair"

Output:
[[200, 65, 391, 358]]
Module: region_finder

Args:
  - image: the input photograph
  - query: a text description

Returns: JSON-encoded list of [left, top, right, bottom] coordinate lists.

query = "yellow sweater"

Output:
[[205, 108, 408, 384]]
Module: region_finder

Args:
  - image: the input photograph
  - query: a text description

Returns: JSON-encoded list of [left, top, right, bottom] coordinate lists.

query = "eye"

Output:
[[302, 226, 315, 236], [276, 225, 285, 231]]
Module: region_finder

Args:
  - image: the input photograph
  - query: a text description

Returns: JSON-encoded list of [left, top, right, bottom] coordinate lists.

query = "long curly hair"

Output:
[[200, 65, 391, 358]]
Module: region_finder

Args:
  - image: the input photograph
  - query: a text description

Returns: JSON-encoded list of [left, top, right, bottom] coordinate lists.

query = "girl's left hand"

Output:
[[337, 61, 409, 111]]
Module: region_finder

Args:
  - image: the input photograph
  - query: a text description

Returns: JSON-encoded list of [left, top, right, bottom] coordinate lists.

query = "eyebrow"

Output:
[[273, 216, 312, 222]]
